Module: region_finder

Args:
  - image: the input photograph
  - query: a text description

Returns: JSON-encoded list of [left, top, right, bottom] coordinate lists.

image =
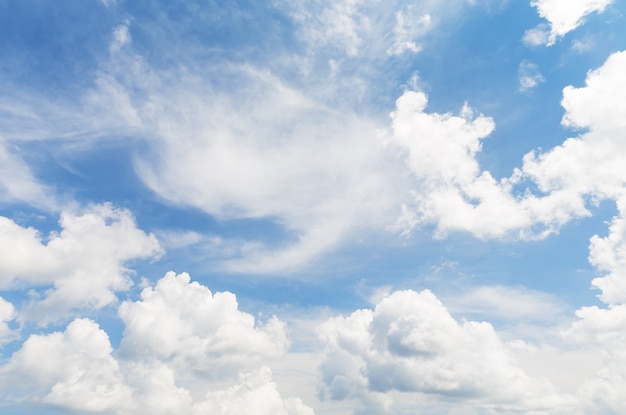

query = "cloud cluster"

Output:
[[389, 90, 581, 239], [0, 272, 312, 415], [53, 14, 626, 274], [118, 271, 288, 376], [8, 4, 623, 275], [393, 49, 626, 243], [0, 204, 162, 323], [318, 289, 569, 414], [521, 50, 626, 205]]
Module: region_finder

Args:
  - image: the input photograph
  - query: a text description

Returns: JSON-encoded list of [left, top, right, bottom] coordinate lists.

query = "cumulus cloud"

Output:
[[562, 194, 626, 414], [521, 50, 626, 203], [525, 0, 614, 46], [588, 196, 626, 304], [118, 271, 288, 377], [0, 273, 314, 415], [389, 90, 584, 239], [393, 50, 626, 242], [1, 318, 133, 413], [318, 289, 568, 413], [0, 204, 162, 323]]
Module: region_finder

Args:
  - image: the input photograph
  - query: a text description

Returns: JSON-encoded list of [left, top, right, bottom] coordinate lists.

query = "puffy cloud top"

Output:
[[318, 289, 565, 413], [0, 204, 162, 324]]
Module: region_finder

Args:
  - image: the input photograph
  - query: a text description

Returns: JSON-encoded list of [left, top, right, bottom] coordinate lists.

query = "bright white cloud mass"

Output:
[[1, 0, 626, 414]]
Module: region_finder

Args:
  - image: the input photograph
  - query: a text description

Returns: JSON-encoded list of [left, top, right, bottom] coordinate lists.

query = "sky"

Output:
[[1, 0, 626, 414]]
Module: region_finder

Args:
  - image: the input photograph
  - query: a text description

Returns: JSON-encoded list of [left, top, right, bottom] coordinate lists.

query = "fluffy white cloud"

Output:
[[1, 318, 133, 413], [0, 273, 314, 415], [521, 50, 626, 202], [526, 0, 614, 46], [118, 271, 288, 377], [588, 196, 626, 304], [318, 289, 568, 414], [0, 204, 162, 323], [389, 90, 581, 239], [393, 50, 626, 242], [564, 302, 626, 413]]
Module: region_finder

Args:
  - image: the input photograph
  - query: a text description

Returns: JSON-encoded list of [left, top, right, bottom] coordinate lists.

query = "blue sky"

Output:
[[1, 0, 626, 414]]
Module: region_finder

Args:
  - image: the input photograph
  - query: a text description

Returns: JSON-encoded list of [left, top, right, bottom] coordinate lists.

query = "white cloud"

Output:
[[447, 285, 568, 322], [526, 0, 614, 46], [318, 289, 569, 414], [155, 230, 205, 249], [588, 196, 626, 304], [523, 23, 552, 47], [195, 367, 315, 415], [389, 90, 579, 239], [0, 141, 57, 210], [518, 60, 546, 91], [394, 50, 626, 242], [109, 23, 131, 54], [0, 273, 314, 415], [561, 50, 626, 133], [521, 50, 626, 202], [0, 204, 162, 323], [1, 318, 133, 413], [118, 271, 288, 376], [0, 297, 17, 346], [571, 35, 596, 52]]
